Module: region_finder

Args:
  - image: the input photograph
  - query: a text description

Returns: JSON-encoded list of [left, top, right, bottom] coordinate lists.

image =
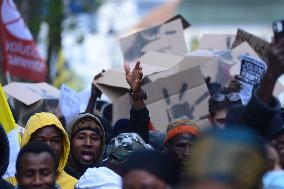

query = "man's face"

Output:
[[166, 133, 195, 165], [123, 170, 168, 189], [16, 152, 58, 189], [211, 109, 228, 129], [31, 126, 63, 160], [270, 133, 284, 167], [72, 129, 102, 169]]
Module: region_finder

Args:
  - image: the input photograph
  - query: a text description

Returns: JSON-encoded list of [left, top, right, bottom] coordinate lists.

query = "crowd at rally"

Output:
[[1, 22, 284, 189]]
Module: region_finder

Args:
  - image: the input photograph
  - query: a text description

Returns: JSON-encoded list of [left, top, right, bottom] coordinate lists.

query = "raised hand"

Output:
[[124, 61, 143, 94], [124, 61, 145, 109]]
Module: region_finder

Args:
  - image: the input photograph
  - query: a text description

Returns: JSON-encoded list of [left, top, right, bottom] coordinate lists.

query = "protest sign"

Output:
[[232, 29, 271, 62], [193, 40, 261, 87], [120, 16, 187, 62], [239, 55, 267, 104], [197, 34, 236, 50], [112, 65, 210, 131], [59, 84, 80, 125], [95, 52, 185, 102], [3, 82, 60, 126]]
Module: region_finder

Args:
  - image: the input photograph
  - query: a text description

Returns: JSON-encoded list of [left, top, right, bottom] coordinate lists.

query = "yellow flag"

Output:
[[0, 84, 21, 178], [0, 84, 20, 142]]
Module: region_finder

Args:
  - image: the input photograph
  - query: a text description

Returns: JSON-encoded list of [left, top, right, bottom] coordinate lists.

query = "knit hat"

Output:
[[184, 128, 266, 189], [106, 133, 152, 166], [165, 119, 200, 144], [122, 150, 179, 186], [67, 113, 105, 143]]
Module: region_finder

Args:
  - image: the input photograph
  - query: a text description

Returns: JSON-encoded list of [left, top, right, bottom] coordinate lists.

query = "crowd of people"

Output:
[[1, 33, 284, 189]]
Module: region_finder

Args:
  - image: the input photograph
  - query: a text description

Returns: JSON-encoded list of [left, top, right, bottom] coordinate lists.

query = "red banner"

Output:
[[0, 0, 47, 81]]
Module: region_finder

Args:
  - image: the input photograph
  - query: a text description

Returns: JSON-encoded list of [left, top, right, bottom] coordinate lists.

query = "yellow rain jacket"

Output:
[[7, 112, 77, 189]]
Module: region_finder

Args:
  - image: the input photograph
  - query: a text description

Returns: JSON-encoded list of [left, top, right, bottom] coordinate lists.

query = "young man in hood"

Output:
[[65, 113, 105, 179], [7, 112, 77, 189], [0, 124, 15, 189]]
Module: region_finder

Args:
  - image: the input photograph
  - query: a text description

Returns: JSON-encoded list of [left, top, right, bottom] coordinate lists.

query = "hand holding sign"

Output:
[[239, 55, 267, 104]]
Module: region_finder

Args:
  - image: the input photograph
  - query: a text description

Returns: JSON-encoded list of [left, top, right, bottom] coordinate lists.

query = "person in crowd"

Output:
[[65, 113, 105, 179], [262, 144, 284, 188], [225, 38, 284, 167], [6, 112, 77, 189], [0, 124, 15, 189], [208, 77, 242, 129], [181, 129, 267, 189], [164, 119, 200, 167], [265, 143, 282, 171], [15, 142, 59, 189], [75, 132, 152, 189], [122, 150, 179, 189]]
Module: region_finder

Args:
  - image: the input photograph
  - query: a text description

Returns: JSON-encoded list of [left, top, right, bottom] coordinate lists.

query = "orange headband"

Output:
[[165, 125, 199, 143]]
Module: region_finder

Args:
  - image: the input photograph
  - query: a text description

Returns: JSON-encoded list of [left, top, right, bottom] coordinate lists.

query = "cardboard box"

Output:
[[98, 16, 272, 131], [95, 52, 185, 102], [232, 29, 271, 62], [197, 34, 236, 50], [112, 65, 210, 131], [98, 40, 262, 131], [229, 41, 261, 76], [3, 82, 61, 126], [192, 41, 261, 86], [119, 16, 188, 62]]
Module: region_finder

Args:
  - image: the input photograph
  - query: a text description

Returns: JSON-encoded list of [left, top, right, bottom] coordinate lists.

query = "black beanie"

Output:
[[122, 150, 180, 186]]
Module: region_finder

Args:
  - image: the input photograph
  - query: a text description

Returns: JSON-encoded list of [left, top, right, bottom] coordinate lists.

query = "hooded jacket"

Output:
[[65, 113, 105, 179], [7, 112, 77, 189], [0, 125, 15, 189]]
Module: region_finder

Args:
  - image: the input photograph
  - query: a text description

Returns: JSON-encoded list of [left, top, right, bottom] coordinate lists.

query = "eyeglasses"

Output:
[[211, 92, 241, 102]]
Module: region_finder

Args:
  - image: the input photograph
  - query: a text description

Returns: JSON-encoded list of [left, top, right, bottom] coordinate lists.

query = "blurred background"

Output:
[[4, 0, 284, 90]]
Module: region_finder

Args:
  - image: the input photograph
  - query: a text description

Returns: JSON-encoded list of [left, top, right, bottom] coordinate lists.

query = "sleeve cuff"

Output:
[[251, 88, 281, 113]]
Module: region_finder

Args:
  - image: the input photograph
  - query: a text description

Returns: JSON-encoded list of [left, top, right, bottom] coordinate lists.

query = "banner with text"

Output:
[[0, 0, 47, 81]]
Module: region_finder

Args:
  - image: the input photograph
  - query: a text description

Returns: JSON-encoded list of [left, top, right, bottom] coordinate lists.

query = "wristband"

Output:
[[129, 89, 147, 100]]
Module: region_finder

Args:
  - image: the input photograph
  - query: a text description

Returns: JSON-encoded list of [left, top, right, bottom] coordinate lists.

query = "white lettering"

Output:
[[8, 54, 45, 73]]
